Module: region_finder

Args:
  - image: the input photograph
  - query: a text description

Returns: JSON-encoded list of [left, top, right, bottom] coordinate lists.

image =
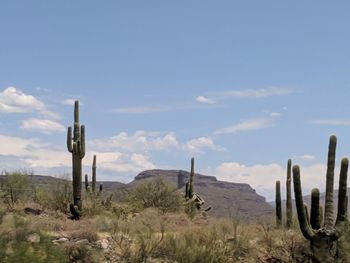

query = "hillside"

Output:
[[133, 169, 274, 220]]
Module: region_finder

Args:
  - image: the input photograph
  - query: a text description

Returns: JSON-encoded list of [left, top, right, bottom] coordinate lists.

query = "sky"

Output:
[[1, 1, 350, 200]]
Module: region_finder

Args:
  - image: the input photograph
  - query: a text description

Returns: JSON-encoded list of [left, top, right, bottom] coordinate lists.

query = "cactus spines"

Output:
[[275, 180, 282, 227], [85, 174, 89, 192], [189, 157, 195, 198], [293, 135, 348, 262], [92, 155, 96, 193], [286, 159, 293, 228], [67, 100, 85, 219]]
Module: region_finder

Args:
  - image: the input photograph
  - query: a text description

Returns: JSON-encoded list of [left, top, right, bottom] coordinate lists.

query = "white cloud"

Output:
[[0, 86, 59, 119], [89, 131, 180, 152], [62, 99, 78, 106], [21, 118, 65, 134], [293, 154, 316, 161], [215, 161, 340, 201], [0, 134, 69, 169], [269, 112, 281, 117], [184, 136, 224, 153], [196, 96, 216, 104], [220, 87, 293, 99], [90, 131, 223, 155], [84, 152, 155, 174], [214, 117, 274, 135], [311, 119, 350, 126]]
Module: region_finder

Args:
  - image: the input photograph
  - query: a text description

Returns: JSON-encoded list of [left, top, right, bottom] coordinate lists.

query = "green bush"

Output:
[[0, 214, 67, 262], [127, 178, 183, 213], [0, 171, 30, 208]]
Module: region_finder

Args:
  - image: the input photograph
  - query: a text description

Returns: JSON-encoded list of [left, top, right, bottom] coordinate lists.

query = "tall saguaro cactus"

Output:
[[286, 159, 293, 228], [67, 100, 85, 219], [189, 157, 195, 198], [293, 135, 348, 262], [275, 180, 282, 227], [92, 155, 96, 193]]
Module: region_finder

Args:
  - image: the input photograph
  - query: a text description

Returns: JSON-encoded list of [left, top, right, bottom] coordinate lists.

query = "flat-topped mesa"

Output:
[[293, 135, 348, 263], [67, 100, 85, 220]]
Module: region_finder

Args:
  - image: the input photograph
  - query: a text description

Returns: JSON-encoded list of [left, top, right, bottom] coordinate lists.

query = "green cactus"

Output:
[[293, 135, 348, 262], [189, 157, 195, 199], [275, 180, 282, 227], [67, 100, 85, 219], [99, 183, 103, 195], [92, 155, 96, 194], [85, 174, 89, 192], [310, 188, 322, 229], [286, 159, 293, 228], [185, 181, 189, 200]]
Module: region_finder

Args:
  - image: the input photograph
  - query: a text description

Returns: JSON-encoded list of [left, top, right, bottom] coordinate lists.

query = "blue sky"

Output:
[[1, 1, 350, 200]]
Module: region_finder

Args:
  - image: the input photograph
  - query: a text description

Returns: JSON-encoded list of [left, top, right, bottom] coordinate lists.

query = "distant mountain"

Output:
[[0, 171, 275, 220], [132, 169, 274, 220]]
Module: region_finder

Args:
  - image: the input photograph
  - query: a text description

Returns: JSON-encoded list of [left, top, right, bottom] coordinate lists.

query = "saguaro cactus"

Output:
[[85, 174, 89, 192], [92, 155, 96, 193], [189, 157, 195, 198], [293, 135, 348, 262], [275, 180, 282, 227], [67, 100, 85, 219], [286, 159, 293, 228]]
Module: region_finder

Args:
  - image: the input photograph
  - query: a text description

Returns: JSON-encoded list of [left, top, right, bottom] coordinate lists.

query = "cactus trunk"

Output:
[[275, 180, 282, 227], [286, 159, 293, 228], [189, 157, 195, 198], [92, 155, 96, 194]]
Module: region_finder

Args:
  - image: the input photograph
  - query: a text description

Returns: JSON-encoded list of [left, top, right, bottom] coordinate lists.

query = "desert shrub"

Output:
[[35, 174, 72, 213], [0, 214, 67, 262], [1, 171, 30, 208], [127, 178, 183, 213]]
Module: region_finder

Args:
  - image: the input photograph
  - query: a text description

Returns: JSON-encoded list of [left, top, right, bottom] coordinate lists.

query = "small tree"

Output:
[[1, 171, 29, 207], [127, 178, 182, 213]]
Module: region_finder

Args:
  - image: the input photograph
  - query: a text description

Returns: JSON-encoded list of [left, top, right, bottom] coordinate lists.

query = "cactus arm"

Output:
[[79, 125, 85, 158], [293, 165, 315, 240], [335, 158, 348, 231], [275, 180, 282, 226], [67, 126, 73, 152], [304, 203, 310, 225], [310, 188, 321, 229], [324, 135, 337, 228], [286, 159, 293, 228]]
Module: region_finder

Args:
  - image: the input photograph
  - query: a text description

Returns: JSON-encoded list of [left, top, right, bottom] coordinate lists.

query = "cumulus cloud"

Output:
[[89, 131, 180, 152], [0, 86, 59, 119], [215, 161, 341, 201], [214, 117, 274, 135], [196, 96, 216, 104], [21, 118, 65, 134], [90, 131, 223, 155], [293, 154, 316, 161], [184, 136, 224, 153]]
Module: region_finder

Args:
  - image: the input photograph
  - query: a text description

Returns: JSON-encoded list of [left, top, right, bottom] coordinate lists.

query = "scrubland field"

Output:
[[1, 172, 350, 263]]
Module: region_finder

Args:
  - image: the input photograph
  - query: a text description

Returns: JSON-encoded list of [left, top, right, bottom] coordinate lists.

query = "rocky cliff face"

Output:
[[134, 169, 274, 220]]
